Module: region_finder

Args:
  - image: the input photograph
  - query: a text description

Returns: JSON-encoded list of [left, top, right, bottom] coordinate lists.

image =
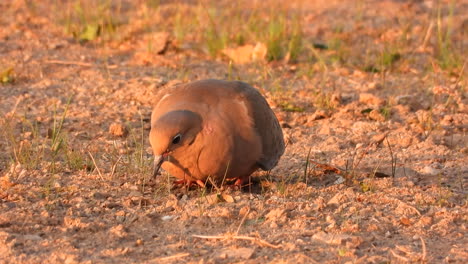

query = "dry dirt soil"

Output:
[[0, 0, 467, 263]]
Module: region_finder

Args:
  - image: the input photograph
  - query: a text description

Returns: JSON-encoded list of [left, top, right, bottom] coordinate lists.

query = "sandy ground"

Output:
[[0, 0, 467, 263]]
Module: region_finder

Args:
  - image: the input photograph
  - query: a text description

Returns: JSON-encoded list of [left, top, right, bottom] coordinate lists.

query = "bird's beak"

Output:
[[153, 154, 166, 178]]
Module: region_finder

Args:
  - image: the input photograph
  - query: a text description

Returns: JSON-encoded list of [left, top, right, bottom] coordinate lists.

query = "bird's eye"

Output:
[[172, 134, 182, 144]]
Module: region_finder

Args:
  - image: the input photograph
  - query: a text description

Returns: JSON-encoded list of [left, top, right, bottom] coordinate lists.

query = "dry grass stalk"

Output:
[[420, 237, 427, 262], [390, 249, 410, 262], [192, 234, 281, 249], [193, 206, 280, 248], [88, 151, 104, 181], [45, 60, 118, 69], [154, 252, 190, 261], [235, 207, 250, 235], [110, 155, 123, 179]]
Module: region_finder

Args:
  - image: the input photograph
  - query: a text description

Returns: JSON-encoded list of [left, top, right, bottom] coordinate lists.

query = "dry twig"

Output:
[[235, 207, 250, 235], [193, 206, 279, 248], [419, 21, 434, 51], [154, 252, 190, 262], [110, 155, 123, 179], [390, 249, 410, 262], [420, 237, 427, 262], [192, 234, 281, 248], [399, 200, 421, 216], [88, 151, 104, 181], [45, 60, 118, 69]]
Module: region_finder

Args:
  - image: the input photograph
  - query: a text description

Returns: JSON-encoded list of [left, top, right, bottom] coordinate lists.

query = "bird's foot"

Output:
[[173, 179, 206, 188], [233, 178, 243, 186], [225, 177, 251, 190]]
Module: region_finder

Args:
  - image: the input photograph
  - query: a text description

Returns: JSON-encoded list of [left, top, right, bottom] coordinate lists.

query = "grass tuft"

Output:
[[61, 0, 121, 43], [435, 0, 461, 70], [287, 16, 303, 63]]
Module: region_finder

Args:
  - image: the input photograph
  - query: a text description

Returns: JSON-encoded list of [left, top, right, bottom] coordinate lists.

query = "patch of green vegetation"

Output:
[[2, 117, 44, 170], [278, 102, 305, 112], [363, 65, 380, 73], [48, 98, 72, 173], [266, 14, 286, 61], [287, 17, 303, 63], [436, 0, 461, 70], [327, 37, 342, 52], [314, 91, 337, 110], [204, 23, 227, 57], [302, 148, 312, 184], [245, 217, 265, 226], [362, 48, 401, 73], [360, 181, 372, 193], [379, 105, 392, 120], [66, 146, 93, 171], [62, 0, 121, 43], [173, 10, 187, 44], [1, 96, 95, 175], [326, 25, 349, 64], [234, 32, 245, 46], [381, 50, 401, 68], [117, 118, 153, 189], [77, 24, 101, 42], [328, 37, 345, 63]]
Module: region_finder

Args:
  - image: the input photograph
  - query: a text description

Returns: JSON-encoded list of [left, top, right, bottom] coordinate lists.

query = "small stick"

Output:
[[192, 234, 281, 249], [45, 60, 118, 69], [396, 245, 412, 254], [385, 137, 397, 179], [420, 237, 427, 262], [392, 198, 421, 216], [419, 21, 434, 51], [453, 59, 467, 89], [156, 252, 190, 261], [88, 151, 104, 181], [207, 176, 221, 192], [390, 249, 409, 262], [5, 96, 23, 118], [235, 207, 250, 235], [403, 202, 421, 216], [110, 155, 123, 179]]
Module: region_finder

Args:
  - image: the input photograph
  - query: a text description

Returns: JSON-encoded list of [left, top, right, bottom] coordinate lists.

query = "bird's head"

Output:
[[149, 110, 203, 178]]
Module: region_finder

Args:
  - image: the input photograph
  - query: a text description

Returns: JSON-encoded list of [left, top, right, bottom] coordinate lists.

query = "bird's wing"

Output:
[[229, 81, 285, 170]]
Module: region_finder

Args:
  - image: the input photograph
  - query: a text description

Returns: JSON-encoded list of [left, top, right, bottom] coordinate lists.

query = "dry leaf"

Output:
[[400, 217, 411, 226], [202, 194, 221, 205], [221, 193, 235, 203]]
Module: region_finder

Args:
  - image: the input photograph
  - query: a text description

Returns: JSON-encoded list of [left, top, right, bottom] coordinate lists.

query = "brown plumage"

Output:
[[149, 79, 285, 187]]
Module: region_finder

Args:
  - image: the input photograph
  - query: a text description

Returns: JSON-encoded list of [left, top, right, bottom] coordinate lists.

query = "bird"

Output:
[[149, 79, 285, 187]]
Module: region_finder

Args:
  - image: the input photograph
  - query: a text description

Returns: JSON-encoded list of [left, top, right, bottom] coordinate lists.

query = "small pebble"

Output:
[[161, 215, 174, 221]]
